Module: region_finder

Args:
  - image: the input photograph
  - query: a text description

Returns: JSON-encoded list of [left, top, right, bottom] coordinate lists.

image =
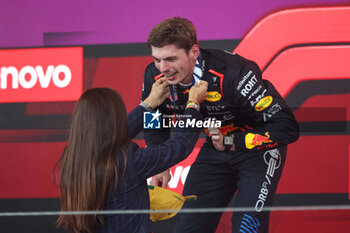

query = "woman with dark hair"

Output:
[[55, 77, 208, 233]]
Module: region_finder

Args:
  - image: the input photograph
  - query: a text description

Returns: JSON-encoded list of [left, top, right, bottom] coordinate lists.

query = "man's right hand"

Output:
[[150, 169, 171, 188], [208, 128, 225, 151]]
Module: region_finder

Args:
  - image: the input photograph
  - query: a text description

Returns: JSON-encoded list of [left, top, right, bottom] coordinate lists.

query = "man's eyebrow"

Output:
[[152, 55, 177, 60]]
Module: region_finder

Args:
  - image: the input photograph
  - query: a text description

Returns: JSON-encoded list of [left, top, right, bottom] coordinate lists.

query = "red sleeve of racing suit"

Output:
[[224, 59, 300, 152]]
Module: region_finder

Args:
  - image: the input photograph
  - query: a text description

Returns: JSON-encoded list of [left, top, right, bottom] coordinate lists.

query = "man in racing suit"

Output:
[[141, 17, 299, 233]]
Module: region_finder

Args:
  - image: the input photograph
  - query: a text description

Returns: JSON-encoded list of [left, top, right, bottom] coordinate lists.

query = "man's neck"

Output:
[[179, 75, 194, 86]]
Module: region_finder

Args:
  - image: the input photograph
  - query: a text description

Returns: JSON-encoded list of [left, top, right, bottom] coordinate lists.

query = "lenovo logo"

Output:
[[1, 65, 71, 89], [0, 47, 83, 103]]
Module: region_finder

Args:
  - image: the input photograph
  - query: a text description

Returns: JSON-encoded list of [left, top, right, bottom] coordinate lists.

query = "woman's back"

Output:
[[95, 143, 151, 233]]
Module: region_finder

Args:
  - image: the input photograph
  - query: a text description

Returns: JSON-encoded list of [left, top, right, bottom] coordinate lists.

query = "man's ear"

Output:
[[190, 44, 200, 60]]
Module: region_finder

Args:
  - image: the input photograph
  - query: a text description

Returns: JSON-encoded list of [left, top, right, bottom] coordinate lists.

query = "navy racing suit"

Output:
[[141, 48, 299, 233]]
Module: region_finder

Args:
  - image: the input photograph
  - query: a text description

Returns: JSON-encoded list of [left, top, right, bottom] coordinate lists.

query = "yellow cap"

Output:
[[148, 185, 197, 222]]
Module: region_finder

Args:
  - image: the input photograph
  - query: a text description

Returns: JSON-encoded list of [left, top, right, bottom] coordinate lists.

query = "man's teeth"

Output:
[[166, 73, 176, 77]]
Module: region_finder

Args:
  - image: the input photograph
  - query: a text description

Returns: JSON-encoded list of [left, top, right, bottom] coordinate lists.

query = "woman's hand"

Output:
[[143, 77, 170, 109], [188, 80, 208, 104]]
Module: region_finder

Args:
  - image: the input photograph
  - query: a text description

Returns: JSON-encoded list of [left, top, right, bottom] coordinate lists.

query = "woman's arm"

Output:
[[127, 77, 170, 139], [131, 107, 203, 178]]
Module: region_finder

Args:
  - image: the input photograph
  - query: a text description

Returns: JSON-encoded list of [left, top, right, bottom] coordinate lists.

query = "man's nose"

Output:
[[159, 60, 169, 73]]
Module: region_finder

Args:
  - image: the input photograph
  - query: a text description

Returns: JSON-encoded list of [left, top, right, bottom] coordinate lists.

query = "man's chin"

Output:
[[167, 79, 180, 85]]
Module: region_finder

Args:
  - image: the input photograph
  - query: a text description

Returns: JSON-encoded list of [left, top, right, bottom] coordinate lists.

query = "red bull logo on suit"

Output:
[[245, 132, 273, 149]]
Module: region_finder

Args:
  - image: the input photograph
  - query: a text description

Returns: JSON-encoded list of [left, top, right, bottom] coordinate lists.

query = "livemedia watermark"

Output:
[[143, 110, 221, 129]]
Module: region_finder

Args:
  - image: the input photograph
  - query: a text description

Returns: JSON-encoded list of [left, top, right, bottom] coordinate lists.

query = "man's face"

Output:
[[151, 44, 199, 85]]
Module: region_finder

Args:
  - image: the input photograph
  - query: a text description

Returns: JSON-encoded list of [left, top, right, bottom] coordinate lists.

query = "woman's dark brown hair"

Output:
[[55, 88, 129, 233], [147, 17, 199, 53]]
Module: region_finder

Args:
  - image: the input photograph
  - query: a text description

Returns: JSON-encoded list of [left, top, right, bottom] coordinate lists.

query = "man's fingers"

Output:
[[208, 128, 220, 134], [161, 178, 167, 188], [150, 176, 163, 187], [209, 131, 220, 137], [150, 179, 159, 186]]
